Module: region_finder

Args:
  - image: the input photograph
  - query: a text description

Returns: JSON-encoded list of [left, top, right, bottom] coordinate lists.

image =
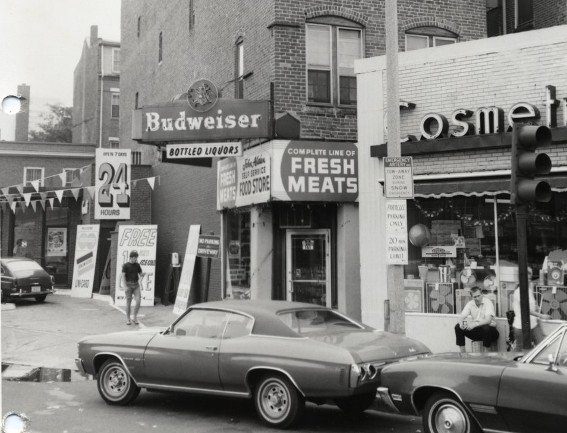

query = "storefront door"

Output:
[[286, 229, 331, 307]]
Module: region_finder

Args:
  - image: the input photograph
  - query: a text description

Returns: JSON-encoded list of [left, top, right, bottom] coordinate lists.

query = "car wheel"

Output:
[[254, 374, 304, 428], [35, 295, 47, 303], [423, 392, 480, 433], [335, 392, 376, 415], [97, 359, 140, 405]]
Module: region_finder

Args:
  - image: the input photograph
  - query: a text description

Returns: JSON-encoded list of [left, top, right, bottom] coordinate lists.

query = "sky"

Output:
[[0, 0, 121, 141]]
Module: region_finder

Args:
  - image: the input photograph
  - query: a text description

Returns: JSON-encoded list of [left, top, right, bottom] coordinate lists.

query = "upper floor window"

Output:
[[23, 167, 44, 187], [137, 16, 141, 38], [189, 0, 195, 30], [135, 92, 139, 109], [235, 38, 244, 99], [108, 139, 119, 149], [112, 48, 120, 73], [158, 31, 163, 63], [515, 0, 533, 29], [63, 168, 77, 187], [405, 27, 458, 51], [306, 21, 363, 106], [111, 93, 120, 118]]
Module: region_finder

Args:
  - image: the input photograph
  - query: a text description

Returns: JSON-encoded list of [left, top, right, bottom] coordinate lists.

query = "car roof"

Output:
[[190, 300, 332, 338], [1, 257, 36, 264]]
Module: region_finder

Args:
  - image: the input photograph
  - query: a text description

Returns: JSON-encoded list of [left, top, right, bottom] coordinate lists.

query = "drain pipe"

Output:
[[99, 44, 104, 148]]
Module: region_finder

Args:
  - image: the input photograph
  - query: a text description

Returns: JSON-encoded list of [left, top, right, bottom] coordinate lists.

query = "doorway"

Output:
[[286, 229, 331, 307]]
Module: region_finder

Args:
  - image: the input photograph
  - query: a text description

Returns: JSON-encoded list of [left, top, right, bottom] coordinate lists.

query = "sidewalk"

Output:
[[1, 289, 180, 372]]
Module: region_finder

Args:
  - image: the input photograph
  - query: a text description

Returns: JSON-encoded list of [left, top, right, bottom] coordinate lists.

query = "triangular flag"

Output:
[[59, 172, 67, 186], [40, 192, 47, 201], [31, 201, 37, 212], [23, 193, 32, 206], [39, 200, 46, 211], [55, 190, 64, 204], [11, 202, 17, 213], [147, 177, 156, 190], [31, 180, 40, 192], [71, 188, 81, 201], [1, 187, 9, 195], [132, 180, 138, 189], [82, 187, 91, 201], [7, 195, 14, 206], [49, 198, 55, 208], [16, 184, 24, 195], [88, 186, 96, 199]]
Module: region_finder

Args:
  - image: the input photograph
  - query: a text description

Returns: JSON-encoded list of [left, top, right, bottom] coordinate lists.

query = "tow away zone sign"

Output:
[[384, 156, 414, 199]]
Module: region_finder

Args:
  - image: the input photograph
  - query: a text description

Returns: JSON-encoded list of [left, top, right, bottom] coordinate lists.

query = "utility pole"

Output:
[[385, 0, 405, 334]]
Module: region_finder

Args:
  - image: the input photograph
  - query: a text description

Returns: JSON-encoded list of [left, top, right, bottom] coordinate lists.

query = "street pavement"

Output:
[[1, 291, 421, 432]]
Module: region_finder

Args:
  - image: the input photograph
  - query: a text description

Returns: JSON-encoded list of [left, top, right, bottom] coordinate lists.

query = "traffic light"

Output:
[[510, 125, 552, 205]]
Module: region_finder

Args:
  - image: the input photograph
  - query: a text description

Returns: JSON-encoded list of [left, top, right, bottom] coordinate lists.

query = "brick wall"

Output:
[[387, 27, 567, 175], [535, 0, 567, 29]]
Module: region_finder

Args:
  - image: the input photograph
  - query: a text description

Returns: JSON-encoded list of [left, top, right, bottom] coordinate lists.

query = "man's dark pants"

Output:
[[455, 323, 499, 348]]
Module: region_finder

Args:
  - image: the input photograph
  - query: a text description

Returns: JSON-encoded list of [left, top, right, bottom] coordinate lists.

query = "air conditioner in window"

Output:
[[539, 286, 567, 321]]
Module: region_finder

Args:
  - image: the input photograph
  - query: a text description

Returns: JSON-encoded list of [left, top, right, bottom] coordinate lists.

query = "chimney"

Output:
[[15, 84, 30, 142], [90, 25, 98, 45]]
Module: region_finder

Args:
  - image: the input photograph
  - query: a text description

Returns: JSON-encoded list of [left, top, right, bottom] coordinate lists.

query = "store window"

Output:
[[405, 26, 458, 51], [306, 20, 363, 106], [13, 211, 36, 258], [45, 206, 69, 284], [404, 192, 567, 321], [224, 212, 251, 300], [23, 167, 44, 187]]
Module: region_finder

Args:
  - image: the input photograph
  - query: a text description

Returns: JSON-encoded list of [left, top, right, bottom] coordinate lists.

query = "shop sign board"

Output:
[[173, 225, 201, 315], [422, 245, 457, 258], [216, 150, 271, 209], [271, 140, 358, 202], [386, 200, 408, 265], [95, 148, 131, 220], [384, 156, 414, 199], [132, 100, 271, 142], [197, 235, 221, 259], [71, 225, 100, 298], [114, 225, 157, 307], [165, 142, 242, 159]]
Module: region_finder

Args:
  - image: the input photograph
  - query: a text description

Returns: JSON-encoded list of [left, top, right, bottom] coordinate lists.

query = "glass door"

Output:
[[286, 229, 331, 307]]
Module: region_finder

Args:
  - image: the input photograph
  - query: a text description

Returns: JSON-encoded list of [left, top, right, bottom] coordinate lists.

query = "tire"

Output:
[[254, 374, 304, 429], [423, 392, 480, 433], [35, 295, 47, 303], [335, 392, 376, 415], [96, 359, 140, 405]]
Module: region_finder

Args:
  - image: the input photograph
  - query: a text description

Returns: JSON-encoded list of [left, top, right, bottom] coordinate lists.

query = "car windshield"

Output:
[[6, 260, 43, 273], [278, 309, 363, 335]]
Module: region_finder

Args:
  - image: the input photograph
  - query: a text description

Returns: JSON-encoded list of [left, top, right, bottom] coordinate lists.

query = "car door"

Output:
[[142, 308, 229, 390], [497, 328, 567, 433]]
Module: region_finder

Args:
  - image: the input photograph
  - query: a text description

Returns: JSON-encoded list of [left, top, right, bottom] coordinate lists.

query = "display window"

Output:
[[404, 192, 567, 320], [224, 211, 251, 299]]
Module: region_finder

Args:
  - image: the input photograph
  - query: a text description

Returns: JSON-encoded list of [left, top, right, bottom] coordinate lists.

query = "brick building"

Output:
[[120, 0, 495, 315], [72, 25, 121, 148], [357, 25, 567, 350]]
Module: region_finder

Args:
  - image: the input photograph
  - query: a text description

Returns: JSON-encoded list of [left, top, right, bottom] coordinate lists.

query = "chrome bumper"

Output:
[[376, 387, 400, 413], [9, 289, 54, 297], [75, 358, 87, 377]]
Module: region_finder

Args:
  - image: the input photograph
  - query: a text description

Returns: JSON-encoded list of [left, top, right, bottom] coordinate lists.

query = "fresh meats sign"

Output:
[[273, 141, 358, 202]]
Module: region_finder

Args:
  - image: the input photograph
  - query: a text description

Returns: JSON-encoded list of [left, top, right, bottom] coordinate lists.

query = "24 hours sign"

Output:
[[95, 148, 131, 220]]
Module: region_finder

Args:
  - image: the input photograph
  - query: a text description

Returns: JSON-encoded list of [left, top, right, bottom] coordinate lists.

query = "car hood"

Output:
[[421, 351, 519, 367], [308, 330, 430, 363], [79, 327, 166, 346]]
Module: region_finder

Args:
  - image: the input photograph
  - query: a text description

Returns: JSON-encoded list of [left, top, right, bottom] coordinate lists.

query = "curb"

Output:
[[1, 303, 16, 311]]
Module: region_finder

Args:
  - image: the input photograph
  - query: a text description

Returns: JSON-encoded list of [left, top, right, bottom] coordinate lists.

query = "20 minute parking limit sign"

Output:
[[384, 156, 414, 199]]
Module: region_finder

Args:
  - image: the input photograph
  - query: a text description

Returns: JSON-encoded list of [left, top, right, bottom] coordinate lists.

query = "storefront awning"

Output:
[[414, 176, 567, 198]]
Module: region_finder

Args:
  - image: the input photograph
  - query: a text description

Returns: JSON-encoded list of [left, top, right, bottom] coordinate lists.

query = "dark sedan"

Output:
[[76, 300, 430, 428], [1, 257, 55, 303], [376, 324, 567, 433]]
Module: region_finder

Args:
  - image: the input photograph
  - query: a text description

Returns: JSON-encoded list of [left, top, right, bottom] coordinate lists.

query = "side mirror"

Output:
[[546, 353, 558, 373]]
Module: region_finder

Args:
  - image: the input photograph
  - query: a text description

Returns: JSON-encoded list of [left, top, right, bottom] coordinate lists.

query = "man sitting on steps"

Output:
[[455, 286, 499, 352]]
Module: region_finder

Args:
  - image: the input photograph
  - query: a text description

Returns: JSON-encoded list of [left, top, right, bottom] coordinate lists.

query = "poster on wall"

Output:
[[216, 149, 271, 210], [114, 225, 157, 307], [71, 225, 100, 298], [95, 148, 131, 220], [46, 227, 67, 257], [173, 225, 201, 315]]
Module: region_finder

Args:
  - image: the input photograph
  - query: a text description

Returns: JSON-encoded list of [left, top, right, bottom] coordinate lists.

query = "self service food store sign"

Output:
[[217, 141, 358, 209]]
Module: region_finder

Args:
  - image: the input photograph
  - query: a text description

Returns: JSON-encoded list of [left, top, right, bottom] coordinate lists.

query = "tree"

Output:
[[29, 103, 72, 143]]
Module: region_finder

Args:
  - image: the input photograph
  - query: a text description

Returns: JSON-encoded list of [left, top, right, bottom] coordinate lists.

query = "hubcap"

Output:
[[433, 403, 468, 433], [104, 366, 127, 397], [259, 380, 290, 421]]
